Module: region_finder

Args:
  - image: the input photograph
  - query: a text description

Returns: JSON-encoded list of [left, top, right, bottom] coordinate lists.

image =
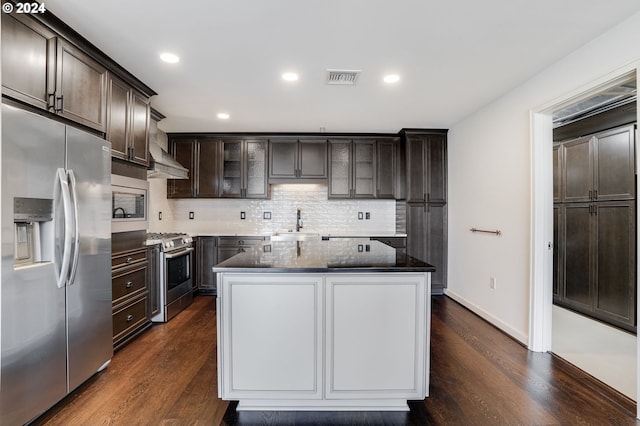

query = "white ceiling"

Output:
[[45, 0, 640, 133]]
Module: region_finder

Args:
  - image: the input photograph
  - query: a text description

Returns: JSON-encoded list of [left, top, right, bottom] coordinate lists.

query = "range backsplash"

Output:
[[148, 181, 396, 235]]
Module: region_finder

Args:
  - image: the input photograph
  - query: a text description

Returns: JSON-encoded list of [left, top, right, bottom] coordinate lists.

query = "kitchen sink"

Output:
[[270, 231, 321, 241]]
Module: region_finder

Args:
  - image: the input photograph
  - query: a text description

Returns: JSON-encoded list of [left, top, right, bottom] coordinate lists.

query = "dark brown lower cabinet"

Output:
[[407, 202, 447, 295], [554, 201, 636, 333], [196, 236, 218, 295]]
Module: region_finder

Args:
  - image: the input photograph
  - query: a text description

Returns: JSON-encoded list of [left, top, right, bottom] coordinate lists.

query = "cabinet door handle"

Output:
[[126, 257, 133, 263], [423, 193, 427, 202], [126, 314, 134, 322], [588, 190, 592, 200], [427, 193, 430, 202], [47, 93, 56, 111], [125, 281, 133, 289], [55, 95, 64, 113], [593, 190, 597, 200]]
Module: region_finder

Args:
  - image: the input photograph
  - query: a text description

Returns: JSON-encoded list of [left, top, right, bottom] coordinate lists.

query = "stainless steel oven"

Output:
[[148, 233, 194, 322]]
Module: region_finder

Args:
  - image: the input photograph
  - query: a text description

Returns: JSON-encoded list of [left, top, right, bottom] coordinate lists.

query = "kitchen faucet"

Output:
[[296, 209, 303, 232]]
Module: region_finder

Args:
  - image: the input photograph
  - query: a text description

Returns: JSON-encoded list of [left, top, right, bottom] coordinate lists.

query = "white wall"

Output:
[[447, 11, 640, 344]]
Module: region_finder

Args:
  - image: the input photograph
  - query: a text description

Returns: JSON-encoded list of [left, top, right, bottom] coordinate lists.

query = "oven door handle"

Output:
[[164, 247, 194, 259]]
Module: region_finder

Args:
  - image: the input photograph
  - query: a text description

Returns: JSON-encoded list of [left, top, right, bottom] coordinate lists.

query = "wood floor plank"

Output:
[[32, 295, 639, 426]]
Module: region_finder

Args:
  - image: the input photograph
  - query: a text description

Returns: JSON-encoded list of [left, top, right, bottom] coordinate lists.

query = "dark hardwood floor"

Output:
[[33, 295, 639, 426]]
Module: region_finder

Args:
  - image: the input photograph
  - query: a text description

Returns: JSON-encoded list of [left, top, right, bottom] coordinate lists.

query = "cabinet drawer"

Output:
[[112, 249, 147, 269], [112, 264, 147, 305], [218, 236, 264, 246], [113, 297, 148, 343]]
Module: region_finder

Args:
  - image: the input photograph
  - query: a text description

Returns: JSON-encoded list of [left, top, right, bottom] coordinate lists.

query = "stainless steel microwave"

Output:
[[111, 174, 148, 233]]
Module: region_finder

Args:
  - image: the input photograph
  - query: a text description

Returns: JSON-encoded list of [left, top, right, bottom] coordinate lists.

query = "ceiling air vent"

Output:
[[326, 69, 361, 85]]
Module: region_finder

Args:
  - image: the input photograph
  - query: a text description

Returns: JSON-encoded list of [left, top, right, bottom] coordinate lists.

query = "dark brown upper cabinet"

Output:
[[559, 125, 635, 203], [107, 75, 150, 166], [376, 137, 400, 199], [269, 139, 327, 182], [221, 139, 269, 199], [2, 11, 107, 132], [553, 144, 562, 203], [328, 139, 376, 199], [1, 10, 56, 111], [405, 131, 447, 204], [167, 138, 222, 198]]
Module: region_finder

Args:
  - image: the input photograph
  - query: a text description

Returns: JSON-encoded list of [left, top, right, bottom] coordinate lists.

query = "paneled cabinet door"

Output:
[[405, 132, 447, 203], [325, 274, 428, 399], [168, 139, 196, 198], [299, 140, 328, 179], [407, 202, 447, 295], [269, 140, 298, 179], [593, 125, 635, 201], [353, 140, 376, 198], [129, 91, 150, 166], [1, 11, 56, 110], [196, 237, 217, 294], [219, 275, 323, 399], [270, 139, 327, 181], [244, 140, 269, 198], [561, 203, 592, 309], [55, 39, 107, 132], [328, 140, 352, 198], [553, 144, 562, 203], [221, 140, 243, 197], [376, 138, 397, 199], [196, 140, 221, 198], [106, 76, 130, 160], [593, 201, 635, 329], [562, 136, 595, 203]]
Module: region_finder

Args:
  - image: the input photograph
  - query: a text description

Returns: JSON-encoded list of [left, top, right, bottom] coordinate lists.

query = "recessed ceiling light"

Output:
[[383, 74, 400, 84], [160, 52, 180, 64], [282, 72, 299, 82], [217, 113, 230, 120]]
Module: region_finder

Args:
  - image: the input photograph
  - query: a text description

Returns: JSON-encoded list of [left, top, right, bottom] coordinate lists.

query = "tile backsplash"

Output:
[[148, 182, 397, 235]]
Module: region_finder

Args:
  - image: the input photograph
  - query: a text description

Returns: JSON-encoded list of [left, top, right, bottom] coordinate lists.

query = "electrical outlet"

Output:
[[189, 211, 194, 220], [240, 211, 246, 220], [365, 212, 370, 220], [490, 277, 497, 289], [158, 211, 162, 221], [358, 212, 363, 220], [263, 211, 271, 220]]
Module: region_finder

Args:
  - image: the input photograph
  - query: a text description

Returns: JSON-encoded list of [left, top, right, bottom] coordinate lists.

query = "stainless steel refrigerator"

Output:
[[1, 104, 113, 425]]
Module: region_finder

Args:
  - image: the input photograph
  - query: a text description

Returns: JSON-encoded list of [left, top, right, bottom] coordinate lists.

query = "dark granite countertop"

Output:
[[213, 238, 435, 273]]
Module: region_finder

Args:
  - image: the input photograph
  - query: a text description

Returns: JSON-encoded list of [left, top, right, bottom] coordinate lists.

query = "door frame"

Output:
[[529, 63, 639, 416]]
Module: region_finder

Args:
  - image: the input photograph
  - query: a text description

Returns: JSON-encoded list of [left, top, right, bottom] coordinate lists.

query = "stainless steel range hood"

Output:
[[147, 142, 189, 179]]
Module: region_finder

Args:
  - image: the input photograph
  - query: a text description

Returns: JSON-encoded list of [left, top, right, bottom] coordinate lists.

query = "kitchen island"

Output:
[[214, 237, 434, 411]]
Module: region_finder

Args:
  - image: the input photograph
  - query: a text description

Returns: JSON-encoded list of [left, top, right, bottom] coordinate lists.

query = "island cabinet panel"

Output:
[[217, 270, 431, 411], [219, 275, 323, 400], [325, 275, 428, 400]]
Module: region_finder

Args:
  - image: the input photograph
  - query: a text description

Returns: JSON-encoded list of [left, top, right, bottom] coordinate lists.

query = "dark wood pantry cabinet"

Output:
[[553, 123, 637, 332], [401, 129, 448, 295]]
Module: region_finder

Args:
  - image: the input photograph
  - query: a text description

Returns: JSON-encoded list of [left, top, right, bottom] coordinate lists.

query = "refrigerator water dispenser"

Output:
[[13, 197, 53, 267]]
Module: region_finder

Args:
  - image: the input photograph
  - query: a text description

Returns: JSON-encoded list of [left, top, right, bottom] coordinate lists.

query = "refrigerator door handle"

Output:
[[67, 170, 80, 286], [56, 168, 73, 288]]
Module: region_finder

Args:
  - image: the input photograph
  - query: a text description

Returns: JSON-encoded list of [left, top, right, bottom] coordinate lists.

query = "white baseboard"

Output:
[[443, 289, 528, 345]]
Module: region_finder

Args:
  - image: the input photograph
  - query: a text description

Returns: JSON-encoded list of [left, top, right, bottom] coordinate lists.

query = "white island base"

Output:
[[216, 272, 431, 411]]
